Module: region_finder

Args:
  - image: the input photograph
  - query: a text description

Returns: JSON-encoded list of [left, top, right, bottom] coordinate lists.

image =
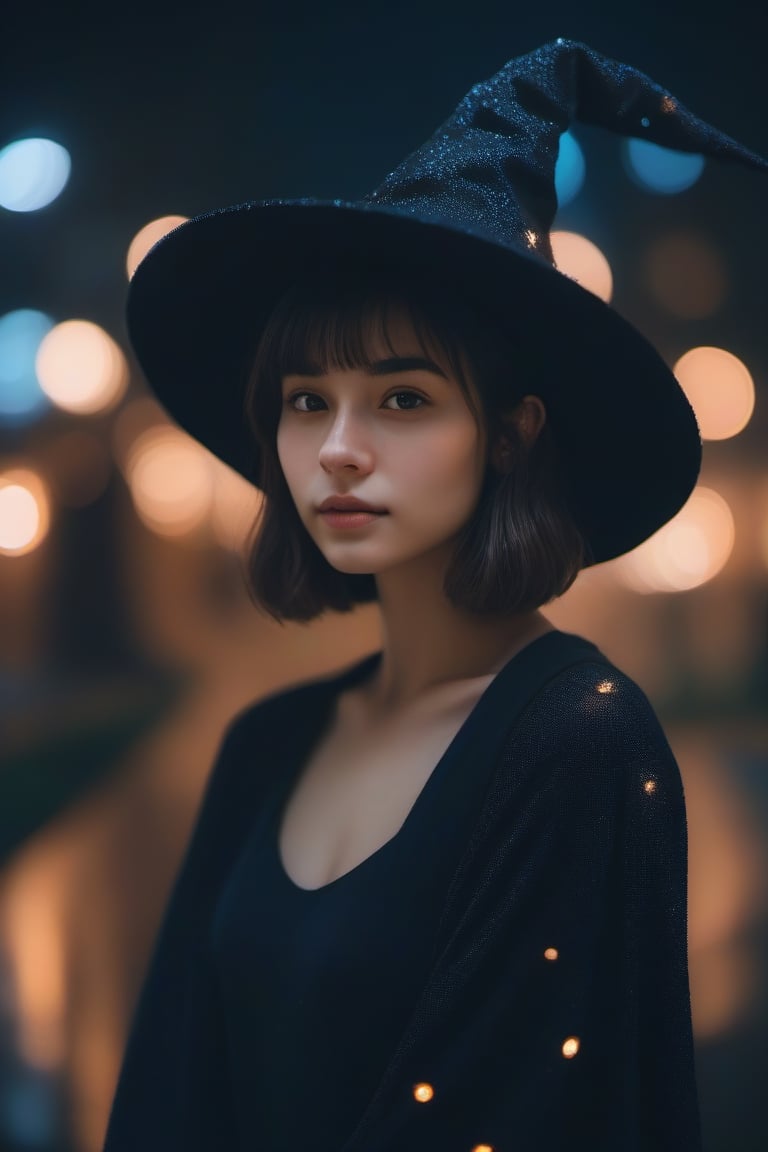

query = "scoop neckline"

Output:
[[272, 627, 573, 895]]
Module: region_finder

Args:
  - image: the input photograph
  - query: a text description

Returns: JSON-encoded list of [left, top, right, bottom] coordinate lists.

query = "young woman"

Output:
[[102, 39, 766, 1152]]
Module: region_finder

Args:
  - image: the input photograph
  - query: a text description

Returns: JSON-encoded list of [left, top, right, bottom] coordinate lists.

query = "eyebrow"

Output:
[[285, 356, 449, 380]]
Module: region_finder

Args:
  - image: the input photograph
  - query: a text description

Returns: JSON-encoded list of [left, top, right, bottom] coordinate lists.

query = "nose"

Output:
[[317, 409, 375, 474]]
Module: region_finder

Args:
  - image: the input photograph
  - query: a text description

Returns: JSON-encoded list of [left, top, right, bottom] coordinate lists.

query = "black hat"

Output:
[[126, 39, 767, 565]]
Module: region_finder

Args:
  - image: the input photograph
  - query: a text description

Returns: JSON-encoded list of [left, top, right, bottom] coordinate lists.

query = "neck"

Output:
[[364, 545, 554, 712]]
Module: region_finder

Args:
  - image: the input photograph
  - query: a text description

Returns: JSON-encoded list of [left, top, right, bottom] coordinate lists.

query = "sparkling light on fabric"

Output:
[[363, 38, 767, 266]]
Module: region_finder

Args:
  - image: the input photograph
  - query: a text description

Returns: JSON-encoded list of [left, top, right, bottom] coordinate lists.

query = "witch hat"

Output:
[[126, 39, 767, 564]]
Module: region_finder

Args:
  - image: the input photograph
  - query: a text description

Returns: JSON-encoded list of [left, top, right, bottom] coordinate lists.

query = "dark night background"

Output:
[[1, 2, 767, 1150], [2, 0, 766, 355]]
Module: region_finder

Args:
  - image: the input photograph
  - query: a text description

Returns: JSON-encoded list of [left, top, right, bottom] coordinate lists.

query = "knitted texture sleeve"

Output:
[[339, 661, 702, 1152]]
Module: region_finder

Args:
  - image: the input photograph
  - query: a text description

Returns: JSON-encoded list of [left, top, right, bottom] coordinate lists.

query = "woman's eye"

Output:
[[286, 390, 426, 412], [383, 391, 426, 411], [286, 392, 324, 412]]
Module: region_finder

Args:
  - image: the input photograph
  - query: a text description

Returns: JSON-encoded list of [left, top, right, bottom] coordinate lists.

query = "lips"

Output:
[[318, 495, 387, 513]]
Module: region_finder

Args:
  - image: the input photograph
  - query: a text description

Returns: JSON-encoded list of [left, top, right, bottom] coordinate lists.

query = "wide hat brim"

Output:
[[126, 198, 702, 566]]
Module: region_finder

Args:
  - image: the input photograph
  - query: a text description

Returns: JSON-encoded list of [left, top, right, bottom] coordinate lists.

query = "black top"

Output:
[[102, 630, 703, 1152], [210, 643, 527, 1151]]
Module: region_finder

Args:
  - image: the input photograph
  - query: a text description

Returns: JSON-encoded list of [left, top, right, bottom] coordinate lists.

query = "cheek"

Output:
[[403, 424, 485, 503], [275, 415, 290, 462]]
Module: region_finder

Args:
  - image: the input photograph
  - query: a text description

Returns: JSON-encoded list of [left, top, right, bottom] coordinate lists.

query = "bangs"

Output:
[[268, 284, 468, 384], [245, 264, 490, 443]]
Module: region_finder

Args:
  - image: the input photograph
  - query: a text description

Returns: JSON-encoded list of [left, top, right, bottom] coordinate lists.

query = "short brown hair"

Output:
[[241, 261, 589, 622]]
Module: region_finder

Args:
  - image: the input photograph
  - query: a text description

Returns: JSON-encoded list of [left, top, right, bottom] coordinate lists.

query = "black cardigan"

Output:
[[101, 630, 702, 1151]]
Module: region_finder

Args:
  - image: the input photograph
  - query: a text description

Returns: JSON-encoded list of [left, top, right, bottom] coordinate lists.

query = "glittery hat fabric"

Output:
[[126, 38, 767, 565]]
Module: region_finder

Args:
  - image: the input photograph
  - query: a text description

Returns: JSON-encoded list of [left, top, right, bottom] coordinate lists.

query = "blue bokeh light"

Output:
[[0, 309, 54, 425], [554, 131, 585, 206], [623, 138, 705, 194], [0, 138, 71, 212]]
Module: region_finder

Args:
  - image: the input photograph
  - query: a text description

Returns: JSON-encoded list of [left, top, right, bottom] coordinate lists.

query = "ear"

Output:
[[491, 394, 547, 472]]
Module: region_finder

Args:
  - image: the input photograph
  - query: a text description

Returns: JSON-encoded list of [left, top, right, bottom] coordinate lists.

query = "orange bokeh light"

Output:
[[613, 485, 735, 593], [124, 425, 214, 537], [674, 346, 755, 441], [551, 230, 613, 302], [0, 467, 51, 556], [126, 215, 188, 279], [35, 320, 128, 415]]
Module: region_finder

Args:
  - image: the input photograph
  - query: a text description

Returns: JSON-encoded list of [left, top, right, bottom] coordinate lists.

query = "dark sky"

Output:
[[2, 0, 766, 389]]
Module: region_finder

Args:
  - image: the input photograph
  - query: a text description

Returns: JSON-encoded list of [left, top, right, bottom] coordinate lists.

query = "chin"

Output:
[[323, 556, 381, 575]]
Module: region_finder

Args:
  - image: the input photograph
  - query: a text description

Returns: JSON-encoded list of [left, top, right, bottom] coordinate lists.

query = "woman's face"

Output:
[[276, 308, 488, 579]]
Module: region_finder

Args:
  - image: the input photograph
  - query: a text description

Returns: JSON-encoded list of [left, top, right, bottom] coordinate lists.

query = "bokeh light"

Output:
[[644, 231, 727, 319], [613, 486, 735, 593], [674, 347, 755, 441], [551, 231, 613, 302], [0, 468, 52, 557], [111, 396, 171, 470], [126, 215, 188, 279], [0, 845, 68, 1071], [0, 138, 71, 212], [210, 460, 265, 552], [124, 426, 214, 537], [113, 398, 262, 544], [35, 321, 129, 415], [623, 138, 705, 194], [554, 131, 585, 207], [760, 485, 768, 571], [0, 309, 54, 424]]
